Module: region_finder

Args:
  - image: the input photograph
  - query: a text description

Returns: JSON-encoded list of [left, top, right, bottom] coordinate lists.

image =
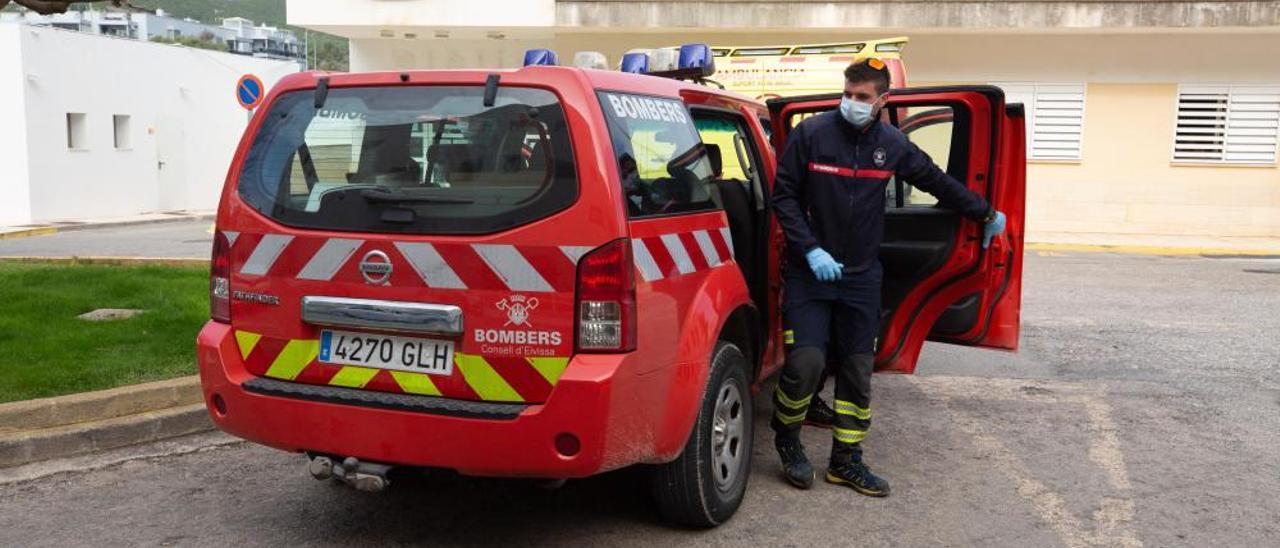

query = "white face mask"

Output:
[[839, 95, 881, 128]]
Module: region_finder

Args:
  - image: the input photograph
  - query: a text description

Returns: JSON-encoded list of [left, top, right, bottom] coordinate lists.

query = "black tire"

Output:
[[650, 341, 753, 528]]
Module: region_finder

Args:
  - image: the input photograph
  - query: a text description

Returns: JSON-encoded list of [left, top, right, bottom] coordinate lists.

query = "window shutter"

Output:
[[1175, 85, 1280, 165], [1225, 87, 1280, 164], [992, 83, 1086, 161], [1175, 86, 1231, 162]]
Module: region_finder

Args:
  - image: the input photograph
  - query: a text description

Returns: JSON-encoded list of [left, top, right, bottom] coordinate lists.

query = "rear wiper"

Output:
[[358, 188, 474, 205]]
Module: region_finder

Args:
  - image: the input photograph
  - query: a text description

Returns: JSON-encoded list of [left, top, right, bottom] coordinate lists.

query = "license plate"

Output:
[[318, 330, 454, 375]]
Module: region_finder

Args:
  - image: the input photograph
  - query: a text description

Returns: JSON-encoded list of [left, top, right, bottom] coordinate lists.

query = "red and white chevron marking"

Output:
[[631, 227, 735, 283], [226, 227, 734, 291]]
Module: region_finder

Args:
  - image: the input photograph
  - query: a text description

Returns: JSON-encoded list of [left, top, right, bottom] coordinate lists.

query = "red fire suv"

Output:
[[197, 44, 1026, 527]]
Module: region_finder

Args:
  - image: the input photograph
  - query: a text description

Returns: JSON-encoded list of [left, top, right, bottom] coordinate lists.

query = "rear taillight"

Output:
[[210, 230, 231, 323], [575, 239, 636, 353]]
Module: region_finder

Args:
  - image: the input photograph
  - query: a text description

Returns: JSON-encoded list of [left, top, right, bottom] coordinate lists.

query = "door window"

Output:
[[691, 113, 765, 208], [888, 106, 966, 208]]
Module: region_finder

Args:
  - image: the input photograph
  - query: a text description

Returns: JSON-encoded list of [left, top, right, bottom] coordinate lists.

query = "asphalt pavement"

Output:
[[0, 220, 213, 259], [1, 250, 1279, 547]]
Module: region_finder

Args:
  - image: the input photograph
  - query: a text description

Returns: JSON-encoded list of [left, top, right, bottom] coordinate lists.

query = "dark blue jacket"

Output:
[[772, 110, 992, 273]]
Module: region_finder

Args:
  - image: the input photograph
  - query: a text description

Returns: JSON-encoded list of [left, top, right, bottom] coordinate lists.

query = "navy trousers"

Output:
[[771, 261, 882, 464]]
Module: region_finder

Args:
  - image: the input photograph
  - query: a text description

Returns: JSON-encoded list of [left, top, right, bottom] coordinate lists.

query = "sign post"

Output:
[[236, 74, 265, 122]]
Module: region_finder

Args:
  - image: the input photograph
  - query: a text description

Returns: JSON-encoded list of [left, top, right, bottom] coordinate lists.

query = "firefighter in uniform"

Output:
[[770, 58, 1007, 496]]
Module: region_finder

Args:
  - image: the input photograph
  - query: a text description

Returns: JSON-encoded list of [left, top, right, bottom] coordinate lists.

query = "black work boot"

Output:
[[826, 460, 891, 497], [804, 395, 835, 428], [775, 435, 814, 489]]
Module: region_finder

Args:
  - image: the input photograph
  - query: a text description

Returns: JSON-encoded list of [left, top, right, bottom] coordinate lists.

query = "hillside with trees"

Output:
[[1, 0, 348, 70]]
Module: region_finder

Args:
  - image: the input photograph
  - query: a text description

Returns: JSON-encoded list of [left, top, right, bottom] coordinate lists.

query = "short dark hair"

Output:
[[844, 59, 890, 95]]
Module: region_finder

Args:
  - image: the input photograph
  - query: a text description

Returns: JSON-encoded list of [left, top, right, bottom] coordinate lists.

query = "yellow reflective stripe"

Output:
[[783, 330, 795, 344], [774, 386, 812, 410], [456, 353, 523, 402], [835, 408, 871, 420], [234, 330, 262, 361], [328, 366, 379, 388], [527, 356, 570, 385], [264, 339, 319, 381], [775, 408, 807, 425], [834, 399, 871, 420], [390, 371, 442, 396], [833, 427, 868, 444]]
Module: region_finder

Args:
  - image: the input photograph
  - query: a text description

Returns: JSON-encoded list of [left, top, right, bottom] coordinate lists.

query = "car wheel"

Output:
[[650, 341, 753, 528]]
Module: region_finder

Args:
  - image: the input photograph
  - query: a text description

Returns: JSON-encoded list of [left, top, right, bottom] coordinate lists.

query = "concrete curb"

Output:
[[0, 227, 59, 240], [53, 213, 216, 234], [0, 213, 215, 241], [0, 404, 212, 469], [0, 376, 203, 434], [0, 375, 213, 469], [0, 256, 210, 267]]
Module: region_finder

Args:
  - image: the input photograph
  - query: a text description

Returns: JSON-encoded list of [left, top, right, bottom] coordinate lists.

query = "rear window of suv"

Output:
[[237, 85, 577, 235]]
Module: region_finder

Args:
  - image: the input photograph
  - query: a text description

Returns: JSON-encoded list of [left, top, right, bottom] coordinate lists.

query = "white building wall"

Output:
[[0, 25, 32, 225], [287, 0, 555, 32], [12, 26, 297, 224]]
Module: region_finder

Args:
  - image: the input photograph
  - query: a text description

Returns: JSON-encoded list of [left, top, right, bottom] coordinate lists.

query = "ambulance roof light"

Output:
[[875, 41, 905, 53], [793, 43, 865, 55], [523, 49, 558, 67], [620, 52, 649, 74], [729, 46, 789, 57]]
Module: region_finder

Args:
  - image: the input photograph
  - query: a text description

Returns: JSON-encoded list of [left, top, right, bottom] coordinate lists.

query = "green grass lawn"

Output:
[[0, 262, 209, 403]]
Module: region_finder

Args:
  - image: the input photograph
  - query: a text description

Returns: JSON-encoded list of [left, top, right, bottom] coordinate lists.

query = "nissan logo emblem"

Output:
[[359, 250, 393, 285]]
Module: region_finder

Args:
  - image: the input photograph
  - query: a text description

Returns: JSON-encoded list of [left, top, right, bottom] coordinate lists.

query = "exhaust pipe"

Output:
[[309, 455, 335, 480], [308, 455, 392, 492]]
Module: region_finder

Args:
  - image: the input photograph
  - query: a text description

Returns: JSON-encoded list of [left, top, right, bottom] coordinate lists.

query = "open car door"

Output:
[[767, 87, 1026, 373]]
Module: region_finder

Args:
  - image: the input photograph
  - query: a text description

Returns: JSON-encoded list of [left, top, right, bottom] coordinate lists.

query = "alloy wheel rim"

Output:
[[710, 380, 745, 491]]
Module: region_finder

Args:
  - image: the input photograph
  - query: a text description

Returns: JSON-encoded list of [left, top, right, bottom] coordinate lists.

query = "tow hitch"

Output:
[[308, 455, 392, 492]]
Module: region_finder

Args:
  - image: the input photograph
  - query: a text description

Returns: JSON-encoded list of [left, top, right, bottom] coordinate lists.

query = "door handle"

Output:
[[990, 233, 1008, 268]]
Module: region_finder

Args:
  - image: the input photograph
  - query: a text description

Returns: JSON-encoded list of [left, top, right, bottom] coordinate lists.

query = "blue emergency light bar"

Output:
[[523, 49, 558, 67], [620, 52, 649, 74], [678, 43, 713, 73], [527, 43, 715, 83], [644, 43, 716, 81]]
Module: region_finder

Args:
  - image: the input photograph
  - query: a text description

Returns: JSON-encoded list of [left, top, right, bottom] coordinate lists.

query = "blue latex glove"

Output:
[[983, 211, 1007, 249], [805, 248, 844, 282]]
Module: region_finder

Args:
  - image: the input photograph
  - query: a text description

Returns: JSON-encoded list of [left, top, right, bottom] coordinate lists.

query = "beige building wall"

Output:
[[901, 33, 1280, 242], [1028, 84, 1280, 239]]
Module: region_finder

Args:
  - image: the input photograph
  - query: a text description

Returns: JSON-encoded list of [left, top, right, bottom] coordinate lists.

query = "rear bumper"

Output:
[[197, 321, 675, 478]]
